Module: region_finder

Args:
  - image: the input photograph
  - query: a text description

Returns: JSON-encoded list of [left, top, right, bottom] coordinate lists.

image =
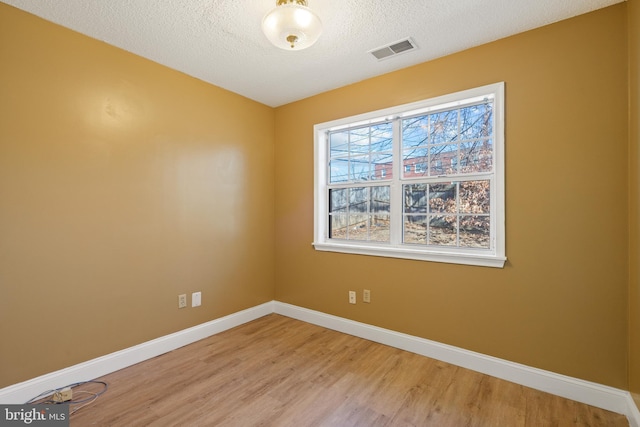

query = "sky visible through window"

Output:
[[329, 102, 492, 184]]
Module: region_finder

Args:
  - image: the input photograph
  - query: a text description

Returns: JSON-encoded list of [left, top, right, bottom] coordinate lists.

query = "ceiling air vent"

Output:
[[369, 38, 417, 61]]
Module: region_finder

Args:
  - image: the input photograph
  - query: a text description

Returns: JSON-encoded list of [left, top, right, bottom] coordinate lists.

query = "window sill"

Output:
[[312, 241, 506, 268]]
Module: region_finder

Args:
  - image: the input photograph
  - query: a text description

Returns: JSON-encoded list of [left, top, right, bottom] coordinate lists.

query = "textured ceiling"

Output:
[[1, 0, 625, 107]]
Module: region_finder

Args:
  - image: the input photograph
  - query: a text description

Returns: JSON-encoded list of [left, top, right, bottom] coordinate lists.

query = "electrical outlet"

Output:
[[178, 294, 187, 309], [192, 291, 202, 307], [363, 289, 371, 303], [349, 291, 356, 304]]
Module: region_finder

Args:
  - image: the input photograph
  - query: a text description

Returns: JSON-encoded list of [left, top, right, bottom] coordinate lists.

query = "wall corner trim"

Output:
[[0, 301, 274, 405], [626, 394, 640, 427], [1, 300, 638, 426], [272, 302, 640, 426]]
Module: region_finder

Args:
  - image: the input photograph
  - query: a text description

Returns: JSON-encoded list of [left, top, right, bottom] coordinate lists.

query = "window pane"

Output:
[[329, 189, 348, 239], [350, 156, 370, 181], [348, 214, 369, 240], [349, 187, 368, 213], [371, 214, 390, 242], [370, 123, 393, 152], [404, 215, 427, 244], [460, 141, 492, 173], [480, 139, 493, 172], [430, 110, 458, 144], [371, 152, 393, 180], [460, 103, 492, 140], [404, 184, 428, 214], [330, 131, 349, 158], [403, 148, 428, 178], [371, 186, 390, 213], [402, 116, 429, 148], [329, 158, 349, 183], [330, 214, 347, 239], [460, 180, 490, 214], [329, 189, 347, 212], [429, 183, 457, 213], [429, 215, 457, 246], [460, 215, 490, 248], [430, 144, 457, 176], [349, 127, 370, 154]]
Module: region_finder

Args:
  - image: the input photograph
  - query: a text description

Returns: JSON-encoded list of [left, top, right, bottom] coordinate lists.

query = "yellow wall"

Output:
[[0, 4, 275, 388], [274, 5, 629, 388], [629, 0, 640, 395]]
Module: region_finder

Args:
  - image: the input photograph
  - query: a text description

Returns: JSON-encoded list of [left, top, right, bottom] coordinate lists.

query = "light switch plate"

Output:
[[192, 291, 202, 307]]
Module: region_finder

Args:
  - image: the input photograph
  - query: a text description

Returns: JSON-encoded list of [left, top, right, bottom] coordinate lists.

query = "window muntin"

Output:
[[314, 83, 505, 268]]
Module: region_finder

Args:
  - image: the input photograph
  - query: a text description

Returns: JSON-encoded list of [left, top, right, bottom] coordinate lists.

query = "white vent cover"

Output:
[[369, 38, 418, 61]]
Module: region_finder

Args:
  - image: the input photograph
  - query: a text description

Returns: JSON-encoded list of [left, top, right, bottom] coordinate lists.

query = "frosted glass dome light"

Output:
[[262, 0, 323, 50]]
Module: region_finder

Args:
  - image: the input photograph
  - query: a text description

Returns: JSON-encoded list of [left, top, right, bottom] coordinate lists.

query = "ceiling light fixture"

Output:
[[262, 0, 322, 51]]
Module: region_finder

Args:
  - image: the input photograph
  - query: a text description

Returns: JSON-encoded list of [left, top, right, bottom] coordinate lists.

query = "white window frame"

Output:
[[313, 82, 506, 268]]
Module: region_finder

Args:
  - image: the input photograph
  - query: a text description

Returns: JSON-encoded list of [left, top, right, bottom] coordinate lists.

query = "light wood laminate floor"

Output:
[[69, 314, 628, 426]]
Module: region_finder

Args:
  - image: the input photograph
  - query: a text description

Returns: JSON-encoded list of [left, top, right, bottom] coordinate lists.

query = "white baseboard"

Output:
[[2, 300, 639, 426], [273, 301, 640, 427], [0, 301, 274, 405]]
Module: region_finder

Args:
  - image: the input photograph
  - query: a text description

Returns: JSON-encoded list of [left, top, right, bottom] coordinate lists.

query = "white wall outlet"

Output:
[[349, 290, 356, 304], [192, 291, 202, 307], [178, 294, 187, 309], [363, 289, 371, 303]]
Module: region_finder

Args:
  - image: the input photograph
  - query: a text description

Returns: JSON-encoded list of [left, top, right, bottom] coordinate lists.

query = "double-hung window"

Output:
[[313, 83, 505, 267]]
